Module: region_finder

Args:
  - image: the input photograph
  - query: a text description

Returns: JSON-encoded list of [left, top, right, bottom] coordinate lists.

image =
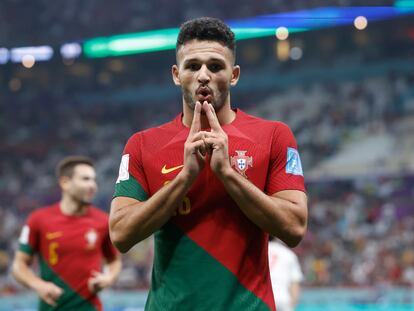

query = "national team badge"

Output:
[[85, 229, 98, 250], [230, 150, 253, 178]]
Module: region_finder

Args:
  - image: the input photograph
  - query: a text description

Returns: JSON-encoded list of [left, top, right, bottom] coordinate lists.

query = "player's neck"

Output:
[[60, 196, 88, 216]]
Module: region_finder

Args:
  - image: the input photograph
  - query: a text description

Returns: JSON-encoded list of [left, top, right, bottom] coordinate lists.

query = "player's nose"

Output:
[[197, 65, 210, 84]]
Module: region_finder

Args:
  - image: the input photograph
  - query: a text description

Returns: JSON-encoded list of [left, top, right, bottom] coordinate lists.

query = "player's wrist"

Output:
[[214, 164, 235, 181], [31, 278, 47, 293], [176, 168, 198, 187], [104, 274, 116, 287]]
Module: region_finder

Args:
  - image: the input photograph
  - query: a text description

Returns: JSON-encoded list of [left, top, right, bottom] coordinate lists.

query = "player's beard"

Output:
[[183, 86, 229, 113]]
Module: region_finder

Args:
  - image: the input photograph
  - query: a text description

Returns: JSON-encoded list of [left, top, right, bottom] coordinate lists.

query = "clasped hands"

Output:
[[183, 101, 232, 180]]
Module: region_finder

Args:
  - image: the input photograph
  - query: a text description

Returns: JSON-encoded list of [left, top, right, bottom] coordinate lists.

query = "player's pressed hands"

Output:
[[181, 101, 207, 181], [35, 280, 63, 306], [202, 101, 232, 178]]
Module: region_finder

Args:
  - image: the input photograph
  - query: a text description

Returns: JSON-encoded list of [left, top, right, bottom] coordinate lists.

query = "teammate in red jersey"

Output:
[[12, 156, 122, 311], [110, 17, 308, 310]]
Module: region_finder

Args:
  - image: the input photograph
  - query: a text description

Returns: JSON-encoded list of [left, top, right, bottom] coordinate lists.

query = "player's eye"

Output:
[[208, 63, 223, 72], [186, 63, 200, 71]]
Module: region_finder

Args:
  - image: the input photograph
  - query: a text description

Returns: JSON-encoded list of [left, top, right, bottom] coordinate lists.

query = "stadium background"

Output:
[[1, 0, 414, 310]]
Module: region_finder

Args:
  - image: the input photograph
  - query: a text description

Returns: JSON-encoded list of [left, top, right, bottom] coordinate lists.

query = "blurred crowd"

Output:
[[298, 175, 414, 287], [251, 73, 414, 172]]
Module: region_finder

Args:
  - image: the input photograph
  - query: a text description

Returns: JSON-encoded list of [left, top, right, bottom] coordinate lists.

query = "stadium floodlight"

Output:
[[0, 48, 9, 64], [394, 0, 414, 10], [83, 28, 178, 58], [10, 46, 54, 63], [60, 43, 82, 59], [83, 27, 305, 58], [83, 6, 414, 59]]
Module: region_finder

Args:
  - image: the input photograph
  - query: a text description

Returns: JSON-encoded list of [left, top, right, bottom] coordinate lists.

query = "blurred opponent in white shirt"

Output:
[[268, 238, 304, 311]]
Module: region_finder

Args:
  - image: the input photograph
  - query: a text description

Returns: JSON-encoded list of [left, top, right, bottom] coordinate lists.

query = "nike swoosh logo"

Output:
[[46, 231, 63, 240], [161, 164, 184, 174]]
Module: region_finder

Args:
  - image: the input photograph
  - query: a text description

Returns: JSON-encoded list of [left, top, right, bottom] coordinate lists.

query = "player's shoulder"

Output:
[[29, 203, 59, 218], [125, 116, 181, 146], [88, 206, 109, 219], [88, 206, 110, 231]]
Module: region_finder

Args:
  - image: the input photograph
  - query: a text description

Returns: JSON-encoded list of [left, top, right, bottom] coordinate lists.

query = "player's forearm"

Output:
[[218, 168, 307, 247], [110, 171, 194, 252], [106, 258, 122, 285], [12, 259, 44, 291]]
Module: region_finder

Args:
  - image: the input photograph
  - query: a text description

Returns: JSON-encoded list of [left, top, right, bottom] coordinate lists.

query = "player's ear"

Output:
[[172, 65, 181, 86], [230, 65, 240, 86], [59, 176, 71, 190]]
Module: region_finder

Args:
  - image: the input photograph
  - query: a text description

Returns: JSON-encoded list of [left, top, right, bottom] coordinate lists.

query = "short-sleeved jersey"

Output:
[[114, 109, 305, 311], [18, 203, 118, 311], [268, 241, 304, 311]]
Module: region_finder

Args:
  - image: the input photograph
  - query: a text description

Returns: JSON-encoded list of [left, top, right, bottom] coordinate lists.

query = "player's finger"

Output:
[[44, 293, 57, 306], [190, 101, 202, 134], [189, 131, 209, 142], [188, 140, 207, 155], [91, 270, 101, 277], [198, 140, 207, 156], [203, 101, 222, 132], [46, 284, 63, 298]]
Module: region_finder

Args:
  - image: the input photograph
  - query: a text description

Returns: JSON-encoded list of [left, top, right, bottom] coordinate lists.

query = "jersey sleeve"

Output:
[[18, 213, 40, 255], [113, 133, 149, 201], [265, 122, 306, 195]]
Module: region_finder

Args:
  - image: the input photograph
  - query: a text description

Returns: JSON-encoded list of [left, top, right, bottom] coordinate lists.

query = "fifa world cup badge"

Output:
[[230, 150, 253, 178]]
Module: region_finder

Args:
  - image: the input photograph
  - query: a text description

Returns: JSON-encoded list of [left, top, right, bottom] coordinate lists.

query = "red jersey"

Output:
[[114, 109, 305, 310], [19, 203, 118, 311]]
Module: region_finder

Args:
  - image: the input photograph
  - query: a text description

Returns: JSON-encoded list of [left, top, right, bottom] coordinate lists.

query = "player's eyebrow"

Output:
[[183, 57, 226, 64]]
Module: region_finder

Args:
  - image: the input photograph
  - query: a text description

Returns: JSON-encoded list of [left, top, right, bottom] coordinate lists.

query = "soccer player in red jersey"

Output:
[[12, 156, 122, 311], [110, 17, 308, 310]]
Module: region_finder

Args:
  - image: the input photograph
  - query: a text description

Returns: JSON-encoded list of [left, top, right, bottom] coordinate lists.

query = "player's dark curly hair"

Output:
[[176, 17, 236, 57]]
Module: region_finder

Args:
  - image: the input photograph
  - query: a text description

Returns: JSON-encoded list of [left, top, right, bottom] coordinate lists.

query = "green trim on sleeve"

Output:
[[114, 175, 148, 201], [19, 243, 33, 255]]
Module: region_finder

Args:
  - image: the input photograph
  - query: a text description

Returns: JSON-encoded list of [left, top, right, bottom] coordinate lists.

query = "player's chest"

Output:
[[142, 135, 271, 194], [39, 220, 103, 258]]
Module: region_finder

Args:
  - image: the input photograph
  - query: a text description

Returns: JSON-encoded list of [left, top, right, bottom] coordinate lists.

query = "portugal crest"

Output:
[[85, 229, 98, 250], [230, 150, 253, 178]]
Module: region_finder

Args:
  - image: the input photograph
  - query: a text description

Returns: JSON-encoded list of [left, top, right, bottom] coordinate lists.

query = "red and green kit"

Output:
[[19, 204, 118, 311], [114, 109, 305, 311]]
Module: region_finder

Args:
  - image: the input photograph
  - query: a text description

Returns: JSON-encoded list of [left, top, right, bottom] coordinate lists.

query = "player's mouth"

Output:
[[196, 87, 213, 103]]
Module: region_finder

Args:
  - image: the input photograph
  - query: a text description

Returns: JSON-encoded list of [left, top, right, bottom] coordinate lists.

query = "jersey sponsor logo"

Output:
[[161, 164, 184, 174], [46, 231, 63, 240], [19, 225, 30, 244], [230, 150, 253, 178], [116, 154, 130, 183], [85, 229, 98, 249], [286, 147, 303, 176]]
